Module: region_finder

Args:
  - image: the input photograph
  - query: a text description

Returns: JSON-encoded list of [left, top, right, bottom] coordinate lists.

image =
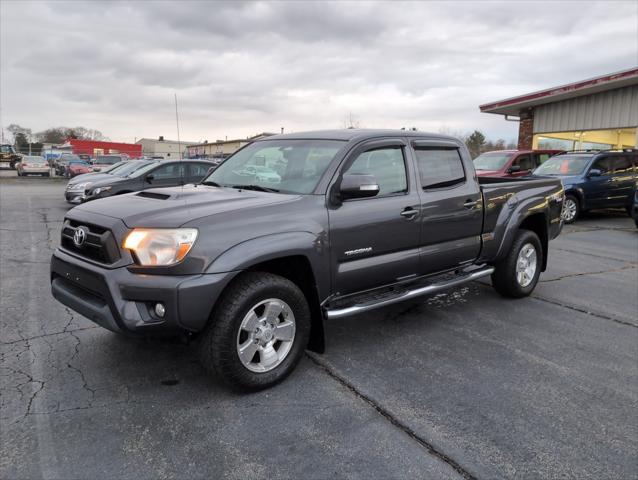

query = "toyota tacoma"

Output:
[[50, 130, 564, 390]]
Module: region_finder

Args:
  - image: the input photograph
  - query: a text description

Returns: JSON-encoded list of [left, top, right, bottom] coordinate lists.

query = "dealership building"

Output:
[[480, 67, 638, 150]]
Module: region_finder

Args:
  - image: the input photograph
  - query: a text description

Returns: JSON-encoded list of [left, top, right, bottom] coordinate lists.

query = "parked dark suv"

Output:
[[533, 149, 637, 223], [83, 160, 215, 201]]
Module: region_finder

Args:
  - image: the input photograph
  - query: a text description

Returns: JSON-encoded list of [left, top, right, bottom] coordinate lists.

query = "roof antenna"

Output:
[[174, 93, 183, 186]]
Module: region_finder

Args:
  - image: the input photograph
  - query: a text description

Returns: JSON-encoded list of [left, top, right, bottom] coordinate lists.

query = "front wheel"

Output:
[[198, 272, 311, 391], [562, 194, 580, 224], [491, 229, 543, 298]]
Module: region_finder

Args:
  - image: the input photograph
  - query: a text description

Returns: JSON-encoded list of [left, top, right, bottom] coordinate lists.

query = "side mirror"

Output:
[[588, 169, 602, 177], [340, 174, 380, 200], [145, 174, 155, 183], [508, 165, 521, 173], [206, 166, 215, 176]]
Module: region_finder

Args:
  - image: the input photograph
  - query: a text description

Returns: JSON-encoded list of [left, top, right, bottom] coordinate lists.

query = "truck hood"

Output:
[[73, 184, 301, 228]]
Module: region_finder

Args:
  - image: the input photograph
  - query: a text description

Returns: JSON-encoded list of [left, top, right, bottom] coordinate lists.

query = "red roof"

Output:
[[480, 67, 638, 115]]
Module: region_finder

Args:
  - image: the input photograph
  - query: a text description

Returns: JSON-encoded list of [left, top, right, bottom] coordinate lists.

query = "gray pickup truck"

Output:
[[50, 130, 564, 390]]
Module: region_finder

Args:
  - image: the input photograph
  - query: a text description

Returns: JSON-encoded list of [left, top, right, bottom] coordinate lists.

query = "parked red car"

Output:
[[66, 160, 92, 178], [473, 149, 563, 177]]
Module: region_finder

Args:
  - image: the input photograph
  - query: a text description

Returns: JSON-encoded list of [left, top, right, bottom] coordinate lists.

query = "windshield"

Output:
[[95, 155, 120, 164], [59, 155, 80, 163], [203, 139, 345, 194], [69, 161, 90, 166], [113, 160, 155, 177], [127, 161, 160, 178], [533, 155, 591, 176], [473, 152, 512, 171]]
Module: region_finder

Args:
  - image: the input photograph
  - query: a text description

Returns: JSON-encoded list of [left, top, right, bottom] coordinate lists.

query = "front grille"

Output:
[[60, 220, 120, 264]]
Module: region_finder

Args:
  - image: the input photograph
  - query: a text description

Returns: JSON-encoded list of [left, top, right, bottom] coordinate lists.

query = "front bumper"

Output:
[[65, 191, 85, 204], [50, 249, 235, 335], [22, 168, 50, 174]]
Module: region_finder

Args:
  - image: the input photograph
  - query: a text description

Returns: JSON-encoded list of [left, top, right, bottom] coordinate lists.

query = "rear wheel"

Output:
[[491, 229, 542, 298], [562, 194, 579, 224], [198, 272, 310, 391]]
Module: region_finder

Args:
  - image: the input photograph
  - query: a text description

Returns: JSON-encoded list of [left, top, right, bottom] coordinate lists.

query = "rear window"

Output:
[[415, 148, 466, 189]]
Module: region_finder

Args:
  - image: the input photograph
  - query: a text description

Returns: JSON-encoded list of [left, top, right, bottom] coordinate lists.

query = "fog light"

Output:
[[154, 303, 166, 318]]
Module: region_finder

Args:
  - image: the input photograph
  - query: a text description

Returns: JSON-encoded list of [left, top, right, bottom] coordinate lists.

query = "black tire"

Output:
[[491, 229, 543, 298], [43, 172, 50, 177], [562, 194, 580, 224], [198, 271, 311, 391]]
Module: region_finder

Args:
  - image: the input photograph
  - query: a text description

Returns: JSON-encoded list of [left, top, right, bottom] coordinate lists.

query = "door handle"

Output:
[[464, 200, 478, 209], [400, 208, 418, 219]]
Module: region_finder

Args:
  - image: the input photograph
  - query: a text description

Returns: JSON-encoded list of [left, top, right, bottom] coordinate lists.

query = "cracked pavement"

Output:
[[1, 176, 637, 479]]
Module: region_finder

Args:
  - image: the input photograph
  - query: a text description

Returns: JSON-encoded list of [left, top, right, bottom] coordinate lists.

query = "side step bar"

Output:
[[325, 266, 494, 319]]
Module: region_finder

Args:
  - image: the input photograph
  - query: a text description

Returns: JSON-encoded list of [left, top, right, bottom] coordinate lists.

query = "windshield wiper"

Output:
[[201, 180, 224, 187], [231, 184, 280, 193]]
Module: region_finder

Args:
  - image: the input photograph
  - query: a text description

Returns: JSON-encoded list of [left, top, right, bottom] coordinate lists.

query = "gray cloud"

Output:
[[1, 0, 637, 143]]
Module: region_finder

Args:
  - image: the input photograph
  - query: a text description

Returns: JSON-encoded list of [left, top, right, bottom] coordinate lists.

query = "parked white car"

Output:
[[16, 156, 50, 177]]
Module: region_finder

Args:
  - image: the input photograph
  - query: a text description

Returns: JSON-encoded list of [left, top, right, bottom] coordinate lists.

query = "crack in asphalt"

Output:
[[306, 351, 477, 480], [1, 327, 99, 346], [552, 246, 638, 263], [530, 295, 638, 328], [540, 264, 637, 283]]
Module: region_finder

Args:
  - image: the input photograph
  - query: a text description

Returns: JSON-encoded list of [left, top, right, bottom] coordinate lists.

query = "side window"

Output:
[[414, 148, 465, 189], [591, 157, 611, 175], [610, 156, 632, 174], [188, 163, 210, 180], [343, 147, 407, 196], [513, 154, 534, 171], [152, 163, 186, 179]]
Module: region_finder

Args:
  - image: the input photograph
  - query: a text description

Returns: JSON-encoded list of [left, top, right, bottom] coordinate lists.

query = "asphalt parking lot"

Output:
[[1, 175, 637, 480]]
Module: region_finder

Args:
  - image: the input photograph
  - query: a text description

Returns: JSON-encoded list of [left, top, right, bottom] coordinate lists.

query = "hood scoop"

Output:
[[136, 191, 171, 200]]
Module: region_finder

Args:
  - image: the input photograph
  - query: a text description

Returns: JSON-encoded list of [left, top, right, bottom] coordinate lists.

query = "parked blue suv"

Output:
[[533, 149, 637, 223]]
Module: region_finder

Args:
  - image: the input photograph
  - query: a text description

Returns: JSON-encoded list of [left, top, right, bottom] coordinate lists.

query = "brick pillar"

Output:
[[517, 108, 534, 150]]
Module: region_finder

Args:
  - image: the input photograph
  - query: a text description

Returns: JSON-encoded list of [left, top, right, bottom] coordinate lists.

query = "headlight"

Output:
[[122, 228, 198, 266], [93, 186, 111, 195], [71, 182, 90, 190]]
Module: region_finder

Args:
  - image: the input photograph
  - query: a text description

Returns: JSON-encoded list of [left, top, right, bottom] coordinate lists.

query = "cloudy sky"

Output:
[[1, 1, 637, 144]]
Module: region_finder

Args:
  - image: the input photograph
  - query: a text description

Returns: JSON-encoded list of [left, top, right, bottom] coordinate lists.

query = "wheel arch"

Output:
[[244, 256, 325, 354], [518, 213, 549, 271]]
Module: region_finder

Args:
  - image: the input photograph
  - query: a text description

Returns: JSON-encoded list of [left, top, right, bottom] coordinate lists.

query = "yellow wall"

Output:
[[533, 128, 637, 149]]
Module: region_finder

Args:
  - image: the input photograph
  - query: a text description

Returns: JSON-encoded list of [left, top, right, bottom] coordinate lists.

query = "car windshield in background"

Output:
[[533, 155, 591, 176], [100, 161, 127, 173], [127, 161, 161, 178], [95, 155, 120, 164], [473, 153, 512, 170], [112, 160, 155, 177], [60, 155, 81, 163], [203, 139, 345, 194], [69, 161, 90, 166]]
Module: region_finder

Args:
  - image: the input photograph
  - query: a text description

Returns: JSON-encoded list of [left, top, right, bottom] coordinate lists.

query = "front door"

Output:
[[145, 162, 187, 189], [412, 143, 483, 274], [328, 139, 422, 296], [510, 153, 535, 176]]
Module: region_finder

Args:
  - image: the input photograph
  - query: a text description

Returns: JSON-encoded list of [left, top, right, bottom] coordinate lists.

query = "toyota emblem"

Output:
[[73, 226, 88, 247]]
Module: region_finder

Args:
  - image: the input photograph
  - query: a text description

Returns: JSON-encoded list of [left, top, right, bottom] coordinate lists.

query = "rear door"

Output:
[[412, 142, 483, 274], [328, 139, 422, 295], [608, 155, 637, 207]]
